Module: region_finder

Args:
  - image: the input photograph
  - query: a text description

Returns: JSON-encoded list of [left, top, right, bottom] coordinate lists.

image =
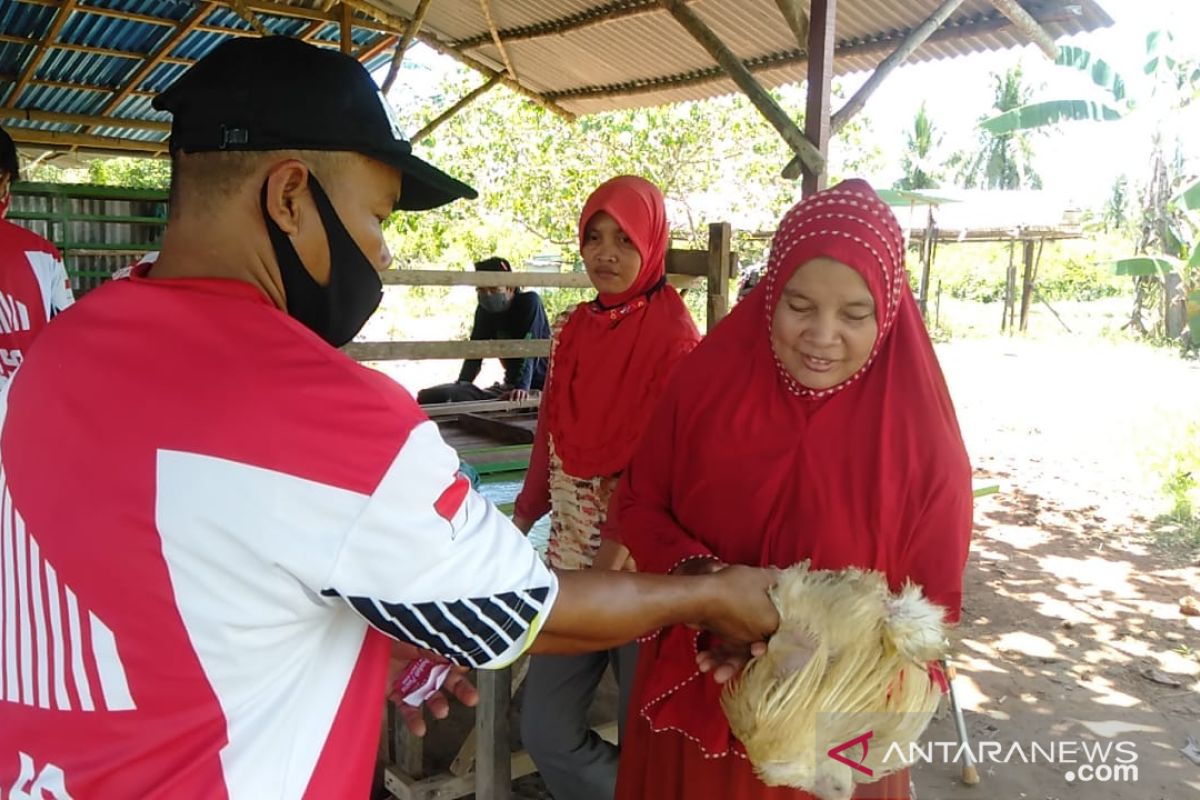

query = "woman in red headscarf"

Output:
[[513, 175, 701, 800], [613, 179, 973, 800]]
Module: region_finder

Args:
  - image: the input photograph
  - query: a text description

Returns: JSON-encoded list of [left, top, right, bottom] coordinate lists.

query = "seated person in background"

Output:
[[417, 256, 550, 404]]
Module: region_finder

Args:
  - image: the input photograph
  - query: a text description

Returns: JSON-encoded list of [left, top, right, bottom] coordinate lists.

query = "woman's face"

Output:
[[770, 257, 879, 391], [582, 211, 642, 295]]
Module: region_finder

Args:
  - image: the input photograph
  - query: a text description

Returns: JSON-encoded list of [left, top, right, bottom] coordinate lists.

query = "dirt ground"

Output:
[[384, 334, 1200, 800]]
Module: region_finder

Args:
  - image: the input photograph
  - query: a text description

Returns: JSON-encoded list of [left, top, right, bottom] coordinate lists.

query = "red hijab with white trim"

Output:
[[619, 179, 973, 759], [542, 176, 700, 478]]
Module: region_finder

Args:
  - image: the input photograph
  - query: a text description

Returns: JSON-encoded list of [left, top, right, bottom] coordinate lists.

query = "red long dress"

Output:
[[614, 180, 973, 800]]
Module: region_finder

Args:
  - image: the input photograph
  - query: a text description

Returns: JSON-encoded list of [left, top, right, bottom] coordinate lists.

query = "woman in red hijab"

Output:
[[613, 179, 972, 800], [513, 175, 701, 800]]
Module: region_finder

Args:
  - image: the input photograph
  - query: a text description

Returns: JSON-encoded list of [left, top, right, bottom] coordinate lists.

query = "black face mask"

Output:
[[260, 174, 383, 347]]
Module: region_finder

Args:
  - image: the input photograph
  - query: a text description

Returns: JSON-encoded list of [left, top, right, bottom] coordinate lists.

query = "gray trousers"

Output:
[[520, 642, 639, 800]]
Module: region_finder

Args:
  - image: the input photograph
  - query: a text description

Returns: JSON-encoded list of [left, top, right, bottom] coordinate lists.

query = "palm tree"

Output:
[[952, 66, 1043, 190], [895, 102, 943, 190]]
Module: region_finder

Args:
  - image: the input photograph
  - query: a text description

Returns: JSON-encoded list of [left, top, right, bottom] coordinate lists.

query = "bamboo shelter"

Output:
[[3, 0, 1111, 193]]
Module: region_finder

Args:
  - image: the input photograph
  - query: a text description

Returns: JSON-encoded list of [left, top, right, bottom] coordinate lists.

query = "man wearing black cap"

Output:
[[417, 255, 549, 405], [0, 37, 776, 799]]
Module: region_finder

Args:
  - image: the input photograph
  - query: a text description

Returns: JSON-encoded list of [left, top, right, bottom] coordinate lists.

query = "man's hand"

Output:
[[499, 388, 530, 402], [387, 642, 479, 737], [696, 565, 779, 645], [591, 539, 636, 572]]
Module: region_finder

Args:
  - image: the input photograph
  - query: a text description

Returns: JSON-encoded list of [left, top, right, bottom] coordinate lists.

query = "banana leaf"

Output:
[[981, 100, 1122, 135], [1112, 256, 1180, 277]]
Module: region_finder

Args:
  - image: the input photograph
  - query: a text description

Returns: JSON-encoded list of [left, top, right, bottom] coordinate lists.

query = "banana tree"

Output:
[[980, 31, 1199, 345]]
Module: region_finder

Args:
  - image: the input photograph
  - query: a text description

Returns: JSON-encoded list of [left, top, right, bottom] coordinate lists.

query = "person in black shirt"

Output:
[[417, 256, 550, 404]]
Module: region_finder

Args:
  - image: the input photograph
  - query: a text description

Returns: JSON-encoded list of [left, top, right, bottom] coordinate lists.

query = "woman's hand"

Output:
[[671, 556, 724, 576], [591, 539, 637, 572], [696, 638, 769, 684], [386, 642, 479, 737]]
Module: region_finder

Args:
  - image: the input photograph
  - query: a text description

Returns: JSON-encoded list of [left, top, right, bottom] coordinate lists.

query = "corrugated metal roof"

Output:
[[1, 0, 1112, 159]]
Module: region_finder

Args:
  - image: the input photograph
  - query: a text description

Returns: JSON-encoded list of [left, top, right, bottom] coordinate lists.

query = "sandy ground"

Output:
[[377, 321, 1200, 799]]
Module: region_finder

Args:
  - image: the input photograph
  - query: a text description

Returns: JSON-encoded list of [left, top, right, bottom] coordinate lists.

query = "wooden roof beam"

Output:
[[89, 2, 216, 133], [228, 0, 271, 35], [381, 0, 434, 94], [6, 0, 79, 107], [1, 107, 171, 132], [991, 0, 1059, 60], [0, 34, 197, 65], [659, 0, 823, 177], [12, 0, 177, 28], [547, 6, 1076, 103], [799, 0, 834, 192], [453, 0, 666, 50], [335, 0, 576, 120], [6, 127, 167, 157], [411, 73, 502, 143], [358, 32, 399, 62]]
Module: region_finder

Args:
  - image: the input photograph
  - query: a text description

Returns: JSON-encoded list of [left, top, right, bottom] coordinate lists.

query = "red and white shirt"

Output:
[[0, 219, 74, 386], [0, 266, 556, 799]]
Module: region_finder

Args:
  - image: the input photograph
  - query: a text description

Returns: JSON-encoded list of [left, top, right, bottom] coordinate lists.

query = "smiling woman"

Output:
[[771, 257, 880, 391]]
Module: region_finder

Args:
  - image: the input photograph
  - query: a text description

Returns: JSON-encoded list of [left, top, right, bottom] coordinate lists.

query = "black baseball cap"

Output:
[[153, 36, 477, 211], [474, 257, 512, 272]]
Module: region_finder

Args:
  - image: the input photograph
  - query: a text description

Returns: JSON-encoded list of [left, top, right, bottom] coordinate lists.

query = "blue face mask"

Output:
[[479, 292, 512, 313]]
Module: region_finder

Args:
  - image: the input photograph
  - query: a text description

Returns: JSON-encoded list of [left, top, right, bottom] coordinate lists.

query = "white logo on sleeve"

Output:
[[8, 752, 74, 800]]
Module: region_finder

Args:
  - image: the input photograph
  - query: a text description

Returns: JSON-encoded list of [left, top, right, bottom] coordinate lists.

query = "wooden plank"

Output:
[[830, 0, 968, 134], [706, 221, 732, 330], [662, 0, 824, 179], [345, 339, 549, 362], [423, 397, 540, 417], [455, 414, 535, 445], [378, 269, 703, 290], [450, 658, 529, 778], [475, 668, 512, 800], [800, 0, 835, 194]]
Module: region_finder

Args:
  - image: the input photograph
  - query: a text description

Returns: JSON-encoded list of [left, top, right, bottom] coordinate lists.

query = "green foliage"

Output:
[[979, 99, 1122, 136], [951, 66, 1043, 190], [894, 102, 943, 191], [86, 157, 171, 190], [392, 73, 882, 268]]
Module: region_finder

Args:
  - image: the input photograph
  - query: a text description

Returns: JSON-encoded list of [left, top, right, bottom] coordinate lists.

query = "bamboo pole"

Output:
[[6, 128, 169, 156], [659, 0, 824, 178], [772, 0, 809, 49], [334, 0, 576, 121], [830, 0, 968, 134], [990, 0, 1059, 60], [411, 75, 502, 144], [229, 0, 271, 35], [478, 0, 518, 79], [380, 0, 434, 95]]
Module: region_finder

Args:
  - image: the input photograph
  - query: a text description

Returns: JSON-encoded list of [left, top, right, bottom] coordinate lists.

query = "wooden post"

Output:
[[388, 705, 425, 779], [706, 221, 733, 331], [801, 0, 835, 196], [475, 668, 512, 800], [1018, 238, 1036, 332], [1001, 239, 1014, 333], [412, 74, 502, 143], [830, 0, 967, 133], [339, 2, 353, 53], [917, 207, 935, 318], [661, 0, 824, 180]]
